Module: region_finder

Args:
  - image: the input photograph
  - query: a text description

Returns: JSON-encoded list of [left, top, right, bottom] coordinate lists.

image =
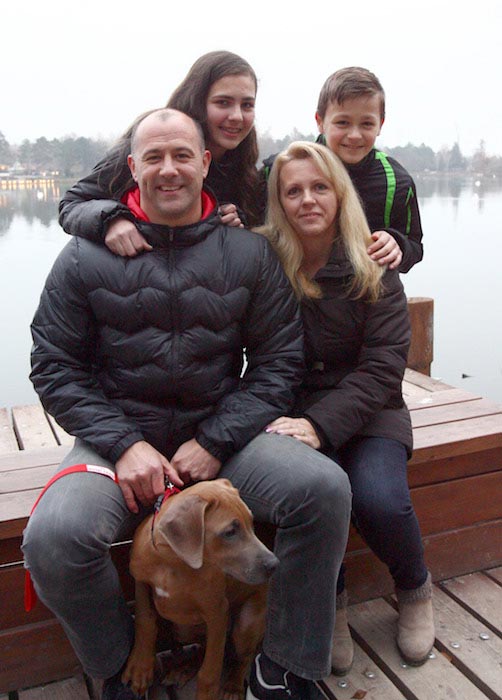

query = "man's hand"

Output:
[[171, 439, 222, 483], [266, 416, 321, 450], [218, 203, 244, 228], [115, 441, 183, 513], [367, 231, 403, 269], [105, 218, 153, 257]]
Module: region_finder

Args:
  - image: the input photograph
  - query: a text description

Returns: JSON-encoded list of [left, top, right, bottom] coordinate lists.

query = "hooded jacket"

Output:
[[295, 240, 413, 456], [344, 147, 423, 273], [31, 191, 303, 463]]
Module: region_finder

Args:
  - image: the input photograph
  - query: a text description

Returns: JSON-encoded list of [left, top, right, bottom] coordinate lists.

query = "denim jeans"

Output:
[[327, 436, 428, 594], [22, 433, 351, 681]]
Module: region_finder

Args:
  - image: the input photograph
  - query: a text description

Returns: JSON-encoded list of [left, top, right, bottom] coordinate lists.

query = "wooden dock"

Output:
[[1, 369, 502, 699]]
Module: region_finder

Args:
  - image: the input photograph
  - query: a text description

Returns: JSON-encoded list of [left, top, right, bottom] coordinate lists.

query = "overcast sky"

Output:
[[3, 0, 501, 157]]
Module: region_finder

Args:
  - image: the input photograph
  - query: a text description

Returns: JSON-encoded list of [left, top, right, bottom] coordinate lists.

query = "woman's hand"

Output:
[[219, 203, 244, 228], [266, 416, 321, 450], [367, 231, 402, 269], [104, 217, 153, 257]]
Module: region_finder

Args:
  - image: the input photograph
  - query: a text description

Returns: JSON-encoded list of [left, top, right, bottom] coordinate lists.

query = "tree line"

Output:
[[1, 129, 501, 179], [0, 132, 109, 178]]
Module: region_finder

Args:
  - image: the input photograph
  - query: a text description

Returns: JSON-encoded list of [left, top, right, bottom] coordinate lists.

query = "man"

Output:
[[23, 109, 351, 700]]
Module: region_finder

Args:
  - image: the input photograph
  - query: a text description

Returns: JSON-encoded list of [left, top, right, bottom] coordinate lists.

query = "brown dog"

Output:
[[122, 478, 278, 700]]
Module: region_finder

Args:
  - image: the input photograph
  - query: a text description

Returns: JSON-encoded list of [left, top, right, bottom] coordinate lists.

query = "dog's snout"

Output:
[[263, 552, 279, 576]]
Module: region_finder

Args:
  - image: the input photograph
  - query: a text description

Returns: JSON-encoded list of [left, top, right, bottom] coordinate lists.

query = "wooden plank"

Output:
[[322, 640, 404, 699], [410, 414, 502, 462], [345, 520, 502, 604], [406, 388, 482, 411], [0, 536, 23, 566], [0, 489, 43, 539], [0, 548, 135, 626], [404, 368, 452, 392], [46, 414, 74, 447], [0, 620, 81, 694], [432, 585, 502, 699], [441, 572, 502, 635], [0, 408, 18, 453], [402, 381, 434, 399], [11, 406, 58, 451], [18, 675, 90, 699], [348, 598, 488, 700], [422, 521, 502, 585], [485, 567, 502, 585], [410, 398, 502, 429], [0, 446, 68, 473], [0, 565, 66, 628], [0, 464, 63, 495], [411, 471, 502, 536], [406, 297, 433, 376], [0, 449, 68, 539], [407, 446, 502, 488]]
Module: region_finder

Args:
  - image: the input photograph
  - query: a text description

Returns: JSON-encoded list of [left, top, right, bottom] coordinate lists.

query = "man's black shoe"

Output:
[[101, 671, 145, 700], [246, 653, 324, 699]]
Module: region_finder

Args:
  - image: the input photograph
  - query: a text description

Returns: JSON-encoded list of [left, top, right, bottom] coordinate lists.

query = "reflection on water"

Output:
[[414, 174, 498, 215], [0, 182, 70, 408], [0, 180, 64, 233], [405, 177, 502, 403], [0, 177, 501, 409]]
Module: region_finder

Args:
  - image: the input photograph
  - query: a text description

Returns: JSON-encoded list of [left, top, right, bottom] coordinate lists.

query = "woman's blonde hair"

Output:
[[259, 141, 384, 301]]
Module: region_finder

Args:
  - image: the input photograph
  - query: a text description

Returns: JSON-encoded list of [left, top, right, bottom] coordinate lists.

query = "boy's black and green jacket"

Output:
[[262, 144, 423, 273], [343, 147, 423, 273]]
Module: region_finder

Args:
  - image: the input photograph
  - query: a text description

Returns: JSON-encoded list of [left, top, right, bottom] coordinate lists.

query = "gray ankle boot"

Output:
[[331, 590, 354, 675], [396, 572, 435, 666]]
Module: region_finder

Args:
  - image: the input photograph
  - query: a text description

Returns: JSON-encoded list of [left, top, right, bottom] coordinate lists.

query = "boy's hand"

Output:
[[367, 231, 403, 269], [105, 218, 153, 257]]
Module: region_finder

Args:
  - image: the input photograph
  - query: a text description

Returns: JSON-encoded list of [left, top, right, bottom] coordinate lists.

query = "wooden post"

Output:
[[407, 297, 434, 376]]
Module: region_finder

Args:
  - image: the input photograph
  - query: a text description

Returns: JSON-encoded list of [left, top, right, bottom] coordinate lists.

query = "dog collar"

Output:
[[151, 478, 181, 545]]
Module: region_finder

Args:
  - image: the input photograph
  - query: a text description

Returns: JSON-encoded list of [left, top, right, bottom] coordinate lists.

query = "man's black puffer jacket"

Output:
[[30, 209, 304, 464]]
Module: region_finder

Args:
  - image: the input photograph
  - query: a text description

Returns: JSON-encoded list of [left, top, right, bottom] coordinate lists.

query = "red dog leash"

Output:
[[24, 465, 181, 611], [24, 463, 119, 612]]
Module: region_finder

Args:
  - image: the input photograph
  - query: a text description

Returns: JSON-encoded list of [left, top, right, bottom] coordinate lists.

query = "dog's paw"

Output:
[[156, 644, 203, 688], [122, 653, 155, 696]]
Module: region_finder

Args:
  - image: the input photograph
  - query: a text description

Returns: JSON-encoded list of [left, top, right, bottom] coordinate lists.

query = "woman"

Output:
[[259, 141, 434, 674], [59, 51, 266, 255]]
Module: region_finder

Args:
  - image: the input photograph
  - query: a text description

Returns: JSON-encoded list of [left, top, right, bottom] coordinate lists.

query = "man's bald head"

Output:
[[127, 108, 211, 227], [130, 109, 206, 156]]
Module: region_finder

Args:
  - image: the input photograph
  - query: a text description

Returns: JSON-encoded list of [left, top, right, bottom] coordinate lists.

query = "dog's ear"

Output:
[[155, 494, 208, 569]]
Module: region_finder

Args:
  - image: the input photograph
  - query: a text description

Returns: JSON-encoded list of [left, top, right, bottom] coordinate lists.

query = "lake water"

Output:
[[1, 176, 501, 410]]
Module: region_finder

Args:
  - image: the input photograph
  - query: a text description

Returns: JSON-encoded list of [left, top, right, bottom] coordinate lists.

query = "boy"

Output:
[[315, 66, 423, 273]]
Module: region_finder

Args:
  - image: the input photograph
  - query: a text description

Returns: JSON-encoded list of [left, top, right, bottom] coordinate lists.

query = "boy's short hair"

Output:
[[316, 67, 385, 121]]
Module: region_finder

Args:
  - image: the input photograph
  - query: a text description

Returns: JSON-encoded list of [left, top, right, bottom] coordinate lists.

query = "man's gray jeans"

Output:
[[22, 432, 351, 681]]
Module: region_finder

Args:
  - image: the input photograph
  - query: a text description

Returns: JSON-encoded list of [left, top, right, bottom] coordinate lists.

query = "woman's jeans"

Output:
[[327, 436, 428, 594], [22, 433, 351, 681]]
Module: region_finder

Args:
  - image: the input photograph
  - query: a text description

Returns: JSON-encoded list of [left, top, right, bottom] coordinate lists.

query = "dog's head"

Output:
[[153, 479, 278, 584]]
